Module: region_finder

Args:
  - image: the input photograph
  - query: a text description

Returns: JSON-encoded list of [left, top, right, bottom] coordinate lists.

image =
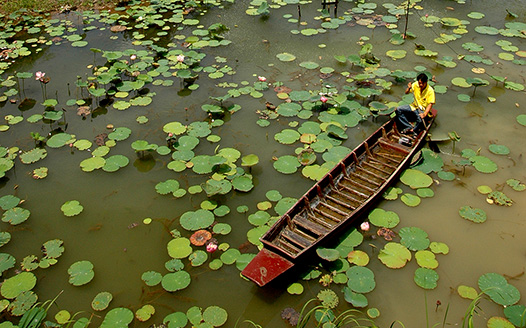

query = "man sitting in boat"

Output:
[[395, 73, 435, 137]]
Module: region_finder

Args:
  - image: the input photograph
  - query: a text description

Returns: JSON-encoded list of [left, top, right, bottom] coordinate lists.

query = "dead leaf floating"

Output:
[[190, 230, 212, 246]]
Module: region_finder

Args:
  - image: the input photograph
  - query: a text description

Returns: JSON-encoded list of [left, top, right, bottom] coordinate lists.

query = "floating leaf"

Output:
[[399, 227, 430, 251], [414, 268, 439, 289], [458, 285, 478, 300], [19, 149, 47, 164], [203, 306, 228, 327], [415, 250, 438, 269], [276, 53, 296, 62], [68, 260, 94, 286], [487, 317, 514, 328], [316, 248, 340, 262], [92, 292, 113, 311], [1, 272, 36, 299], [489, 144, 510, 155], [135, 305, 155, 322], [368, 208, 399, 228], [503, 305, 526, 328], [162, 271, 191, 292], [459, 206, 486, 223], [400, 169, 433, 189], [61, 200, 83, 217], [167, 238, 193, 259], [273, 155, 301, 174], [2, 207, 30, 225], [507, 179, 526, 191], [378, 242, 411, 269], [100, 308, 134, 328], [487, 191, 513, 206], [180, 209, 214, 231], [287, 283, 304, 295], [347, 250, 369, 266], [343, 287, 368, 308], [0, 196, 20, 210], [429, 242, 449, 254], [478, 273, 520, 306], [401, 193, 421, 207]]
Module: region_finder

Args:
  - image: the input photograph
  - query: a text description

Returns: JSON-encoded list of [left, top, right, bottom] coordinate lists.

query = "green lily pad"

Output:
[[506, 179, 526, 191], [487, 191, 513, 206], [399, 227, 430, 251], [135, 304, 155, 322], [203, 306, 228, 327], [61, 200, 83, 217], [167, 238, 193, 259], [180, 209, 214, 231], [80, 157, 106, 172], [346, 266, 375, 293], [103, 155, 129, 172], [0, 253, 15, 276], [400, 169, 433, 189], [478, 273, 520, 306], [42, 239, 64, 258], [155, 179, 180, 195], [0, 232, 11, 248], [489, 144, 510, 155], [429, 242, 449, 255], [220, 248, 241, 265], [459, 206, 487, 223], [347, 250, 369, 266], [343, 287, 368, 308], [241, 154, 259, 167], [368, 208, 399, 228], [415, 250, 438, 269], [189, 250, 208, 267], [100, 308, 134, 328], [378, 242, 411, 269], [162, 271, 191, 292], [0, 195, 20, 211], [487, 317, 514, 328], [414, 268, 439, 289], [141, 271, 162, 287], [108, 127, 132, 141], [458, 285, 478, 300], [68, 260, 94, 286], [19, 148, 47, 164], [276, 52, 296, 62], [2, 207, 30, 225], [503, 305, 526, 328], [92, 292, 113, 311], [317, 248, 340, 262], [273, 155, 301, 174], [517, 114, 526, 126], [232, 175, 254, 192], [401, 193, 421, 207], [47, 133, 73, 148], [1, 272, 36, 299], [287, 283, 304, 295], [386, 49, 406, 60]]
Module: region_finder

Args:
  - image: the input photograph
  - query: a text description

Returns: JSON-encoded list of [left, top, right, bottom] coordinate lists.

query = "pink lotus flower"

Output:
[[130, 54, 137, 60], [176, 54, 185, 62], [425, 14, 429, 18], [360, 222, 370, 231], [35, 71, 45, 81], [206, 242, 218, 253], [168, 133, 173, 137], [258, 76, 266, 82], [320, 96, 328, 103]]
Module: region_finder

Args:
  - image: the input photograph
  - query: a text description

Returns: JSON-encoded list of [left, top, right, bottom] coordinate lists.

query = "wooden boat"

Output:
[[241, 111, 437, 286]]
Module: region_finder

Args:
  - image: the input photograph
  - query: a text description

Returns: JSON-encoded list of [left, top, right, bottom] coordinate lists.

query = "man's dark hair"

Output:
[[417, 73, 428, 83]]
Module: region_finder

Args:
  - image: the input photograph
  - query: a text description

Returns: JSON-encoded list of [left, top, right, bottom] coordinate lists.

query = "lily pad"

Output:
[[378, 242, 411, 269], [61, 200, 83, 217], [458, 285, 478, 300], [162, 271, 191, 292], [503, 305, 526, 328], [347, 250, 369, 266], [1, 272, 37, 299], [167, 238, 193, 259], [459, 206, 487, 223], [316, 248, 340, 262], [368, 208, 399, 228], [68, 260, 95, 286], [478, 272, 520, 306], [0, 195, 20, 210], [19, 149, 47, 164], [100, 308, 134, 328], [273, 155, 301, 174], [287, 283, 304, 295], [2, 207, 30, 225], [276, 52, 296, 62], [92, 292, 113, 311], [180, 209, 214, 231], [415, 250, 438, 269], [203, 306, 228, 327], [399, 227, 430, 251], [414, 268, 439, 289], [400, 169, 433, 189], [489, 144, 510, 155]]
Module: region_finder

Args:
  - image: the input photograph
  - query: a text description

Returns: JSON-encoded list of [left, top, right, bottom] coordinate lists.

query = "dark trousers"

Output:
[[395, 105, 423, 132]]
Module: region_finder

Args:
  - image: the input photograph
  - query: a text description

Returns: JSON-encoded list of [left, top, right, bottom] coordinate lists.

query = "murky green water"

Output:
[[1, 0, 525, 327]]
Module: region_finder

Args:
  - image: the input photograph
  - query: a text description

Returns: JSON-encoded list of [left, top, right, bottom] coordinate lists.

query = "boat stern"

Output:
[[241, 248, 295, 287]]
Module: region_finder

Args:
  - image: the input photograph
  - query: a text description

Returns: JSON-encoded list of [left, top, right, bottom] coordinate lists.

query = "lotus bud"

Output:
[[320, 95, 328, 103], [258, 76, 266, 82], [360, 221, 370, 231], [130, 54, 137, 60], [176, 54, 185, 62]]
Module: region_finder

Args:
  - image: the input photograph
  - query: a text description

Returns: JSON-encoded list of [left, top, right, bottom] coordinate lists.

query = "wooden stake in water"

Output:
[[403, 0, 410, 39]]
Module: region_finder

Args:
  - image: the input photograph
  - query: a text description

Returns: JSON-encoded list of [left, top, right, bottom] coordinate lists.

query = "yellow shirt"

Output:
[[410, 82, 435, 111]]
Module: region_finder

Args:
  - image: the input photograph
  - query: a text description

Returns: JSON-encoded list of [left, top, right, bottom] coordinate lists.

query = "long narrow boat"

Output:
[[242, 112, 437, 286]]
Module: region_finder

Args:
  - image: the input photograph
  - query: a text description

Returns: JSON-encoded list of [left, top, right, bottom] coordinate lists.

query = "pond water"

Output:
[[0, 0, 525, 327]]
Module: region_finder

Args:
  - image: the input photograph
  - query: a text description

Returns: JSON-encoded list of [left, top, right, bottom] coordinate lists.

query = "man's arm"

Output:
[[420, 103, 433, 118], [405, 82, 412, 94]]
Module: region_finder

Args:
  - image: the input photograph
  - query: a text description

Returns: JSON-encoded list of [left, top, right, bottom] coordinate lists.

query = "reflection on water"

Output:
[[1, 0, 525, 327]]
